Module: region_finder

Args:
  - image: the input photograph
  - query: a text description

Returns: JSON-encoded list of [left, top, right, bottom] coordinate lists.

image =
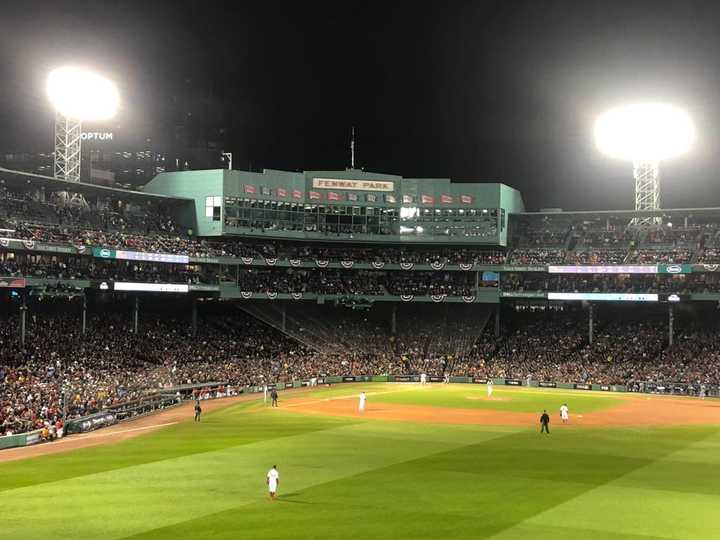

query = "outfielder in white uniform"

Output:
[[420, 373, 427, 385], [359, 391, 367, 412], [560, 404, 569, 424], [487, 379, 493, 398], [267, 465, 279, 500]]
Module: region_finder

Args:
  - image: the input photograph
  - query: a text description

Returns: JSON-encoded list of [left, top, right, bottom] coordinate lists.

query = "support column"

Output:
[[391, 304, 397, 335], [133, 296, 139, 334], [82, 293, 87, 335], [588, 302, 594, 345], [475, 271, 480, 296], [669, 303, 674, 346], [191, 297, 198, 336], [494, 306, 500, 338], [19, 296, 27, 347], [281, 303, 287, 332], [236, 264, 240, 286]]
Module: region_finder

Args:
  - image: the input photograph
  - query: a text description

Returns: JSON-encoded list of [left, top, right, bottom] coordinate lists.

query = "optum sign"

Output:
[[81, 132, 114, 141]]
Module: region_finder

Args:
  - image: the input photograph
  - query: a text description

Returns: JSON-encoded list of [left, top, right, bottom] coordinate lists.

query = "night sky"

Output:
[[2, 0, 720, 211]]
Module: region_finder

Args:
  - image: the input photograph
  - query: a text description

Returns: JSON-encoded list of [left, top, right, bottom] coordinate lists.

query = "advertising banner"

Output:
[[538, 381, 557, 388], [505, 379, 522, 386], [548, 292, 658, 302], [500, 291, 547, 298], [114, 282, 190, 293], [93, 247, 188, 264], [548, 265, 657, 274], [574, 383, 592, 390], [658, 264, 693, 274]]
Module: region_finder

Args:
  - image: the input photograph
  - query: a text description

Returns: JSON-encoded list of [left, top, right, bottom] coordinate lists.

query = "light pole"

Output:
[[594, 103, 695, 226], [221, 152, 233, 170], [46, 67, 119, 185]]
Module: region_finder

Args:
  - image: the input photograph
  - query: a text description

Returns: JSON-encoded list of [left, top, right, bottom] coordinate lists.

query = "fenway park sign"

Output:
[[312, 178, 394, 192]]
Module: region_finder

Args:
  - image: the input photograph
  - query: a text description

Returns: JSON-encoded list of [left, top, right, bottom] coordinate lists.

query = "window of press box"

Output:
[[205, 196, 222, 221]]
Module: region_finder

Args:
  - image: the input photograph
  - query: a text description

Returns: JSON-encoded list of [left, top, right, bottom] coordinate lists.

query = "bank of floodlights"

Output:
[[594, 103, 695, 226], [47, 67, 119, 183]]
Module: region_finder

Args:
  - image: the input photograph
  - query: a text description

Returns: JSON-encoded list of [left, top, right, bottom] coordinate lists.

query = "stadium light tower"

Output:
[[47, 67, 119, 183], [594, 103, 695, 226]]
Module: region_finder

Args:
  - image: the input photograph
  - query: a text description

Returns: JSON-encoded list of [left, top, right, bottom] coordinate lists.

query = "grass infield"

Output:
[[2, 383, 720, 539]]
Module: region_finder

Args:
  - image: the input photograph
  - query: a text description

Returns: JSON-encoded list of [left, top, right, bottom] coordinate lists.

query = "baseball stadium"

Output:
[[2, 159, 720, 540], [4, 4, 720, 533]]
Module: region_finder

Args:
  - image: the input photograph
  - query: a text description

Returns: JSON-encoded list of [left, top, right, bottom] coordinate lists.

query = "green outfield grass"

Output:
[[2, 384, 720, 540]]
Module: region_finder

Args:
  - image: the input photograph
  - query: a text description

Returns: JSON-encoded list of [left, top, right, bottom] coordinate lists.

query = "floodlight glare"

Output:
[[47, 67, 119, 121], [594, 103, 694, 162], [594, 103, 695, 225], [48, 67, 119, 185]]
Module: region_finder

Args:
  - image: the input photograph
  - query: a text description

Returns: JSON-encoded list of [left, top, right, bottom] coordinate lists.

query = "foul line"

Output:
[[52, 422, 179, 445]]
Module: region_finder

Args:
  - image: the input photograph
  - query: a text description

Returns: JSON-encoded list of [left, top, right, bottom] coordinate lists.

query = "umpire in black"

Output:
[[540, 410, 550, 434]]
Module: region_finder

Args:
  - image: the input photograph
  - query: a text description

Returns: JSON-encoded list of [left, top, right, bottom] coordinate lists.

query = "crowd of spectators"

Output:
[[500, 273, 720, 294], [450, 312, 720, 386], [6, 301, 720, 438]]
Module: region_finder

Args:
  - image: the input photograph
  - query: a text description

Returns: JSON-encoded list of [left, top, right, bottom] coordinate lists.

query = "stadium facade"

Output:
[[2, 165, 720, 304]]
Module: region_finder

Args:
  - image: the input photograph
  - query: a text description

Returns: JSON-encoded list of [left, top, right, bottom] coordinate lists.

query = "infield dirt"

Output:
[[285, 393, 720, 427]]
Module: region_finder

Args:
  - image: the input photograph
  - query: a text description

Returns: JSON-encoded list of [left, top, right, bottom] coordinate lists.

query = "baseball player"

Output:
[[487, 379, 493, 398], [540, 410, 550, 434], [359, 391, 367, 412], [420, 373, 427, 385], [194, 400, 202, 422], [560, 403, 569, 424], [267, 465, 279, 500]]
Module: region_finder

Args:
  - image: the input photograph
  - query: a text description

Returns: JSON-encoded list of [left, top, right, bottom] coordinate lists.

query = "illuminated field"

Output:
[[2, 383, 720, 540]]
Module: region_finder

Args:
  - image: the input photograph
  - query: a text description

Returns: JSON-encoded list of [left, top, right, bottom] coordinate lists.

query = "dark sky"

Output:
[[2, 0, 720, 211]]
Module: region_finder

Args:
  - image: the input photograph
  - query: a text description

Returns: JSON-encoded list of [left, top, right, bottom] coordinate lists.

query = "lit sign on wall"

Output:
[[547, 265, 657, 274], [93, 247, 189, 264], [114, 250, 189, 264], [548, 292, 658, 302], [312, 178, 394, 192], [113, 282, 189, 293]]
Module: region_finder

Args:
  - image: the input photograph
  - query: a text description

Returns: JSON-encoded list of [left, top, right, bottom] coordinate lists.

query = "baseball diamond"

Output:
[[6, 4, 720, 538], [2, 382, 720, 540]]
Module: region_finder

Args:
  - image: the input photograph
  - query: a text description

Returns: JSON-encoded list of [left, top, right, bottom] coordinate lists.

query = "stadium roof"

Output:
[[519, 207, 720, 217], [0, 167, 192, 203]]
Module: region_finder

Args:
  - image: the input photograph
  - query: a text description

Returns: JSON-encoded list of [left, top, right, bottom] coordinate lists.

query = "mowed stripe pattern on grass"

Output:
[[2, 385, 720, 540], [0, 403, 511, 540], [121, 426, 720, 540]]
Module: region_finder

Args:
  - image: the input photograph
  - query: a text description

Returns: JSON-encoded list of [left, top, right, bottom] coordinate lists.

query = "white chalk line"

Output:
[[52, 422, 179, 445]]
